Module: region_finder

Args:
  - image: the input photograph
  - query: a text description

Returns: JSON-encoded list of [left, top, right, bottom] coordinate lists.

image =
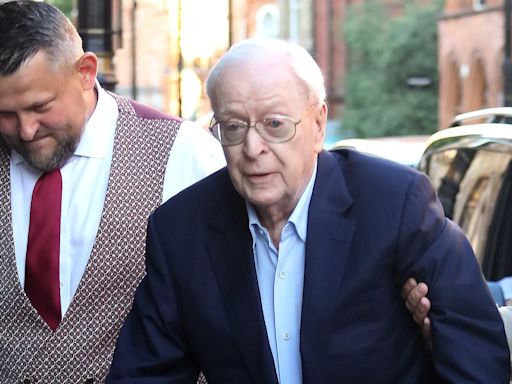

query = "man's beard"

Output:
[[18, 135, 80, 172]]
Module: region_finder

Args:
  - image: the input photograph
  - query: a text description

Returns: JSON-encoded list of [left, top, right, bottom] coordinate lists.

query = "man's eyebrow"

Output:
[[27, 97, 55, 109], [0, 98, 55, 115]]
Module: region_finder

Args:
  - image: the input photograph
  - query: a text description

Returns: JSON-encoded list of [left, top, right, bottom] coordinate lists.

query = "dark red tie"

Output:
[[25, 169, 62, 331]]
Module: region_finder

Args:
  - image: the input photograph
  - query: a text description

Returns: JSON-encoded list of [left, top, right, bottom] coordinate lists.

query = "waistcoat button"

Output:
[[22, 379, 31, 384]]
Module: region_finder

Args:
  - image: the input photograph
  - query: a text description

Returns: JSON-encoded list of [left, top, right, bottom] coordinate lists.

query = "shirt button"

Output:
[[283, 332, 290, 340], [279, 271, 286, 279]]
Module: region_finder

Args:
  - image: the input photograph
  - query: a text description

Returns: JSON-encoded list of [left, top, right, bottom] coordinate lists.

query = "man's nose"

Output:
[[18, 113, 39, 141], [242, 124, 267, 158]]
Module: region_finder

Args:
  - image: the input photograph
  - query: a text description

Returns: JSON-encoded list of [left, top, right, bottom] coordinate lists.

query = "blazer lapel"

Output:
[[300, 151, 356, 383], [206, 176, 278, 384]]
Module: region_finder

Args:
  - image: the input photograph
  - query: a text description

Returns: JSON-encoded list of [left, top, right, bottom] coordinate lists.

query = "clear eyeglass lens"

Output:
[[219, 121, 247, 143], [213, 116, 296, 145], [260, 117, 294, 140]]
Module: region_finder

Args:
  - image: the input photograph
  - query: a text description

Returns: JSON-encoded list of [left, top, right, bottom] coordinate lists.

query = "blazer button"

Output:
[[85, 379, 95, 384], [22, 379, 32, 384]]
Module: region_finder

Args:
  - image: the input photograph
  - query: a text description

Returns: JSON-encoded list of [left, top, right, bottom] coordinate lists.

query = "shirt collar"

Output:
[[247, 161, 318, 243], [11, 81, 118, 165], [74, 81, 118, 158]]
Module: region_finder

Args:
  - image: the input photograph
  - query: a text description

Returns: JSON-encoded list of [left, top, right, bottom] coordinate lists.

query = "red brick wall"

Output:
[[438, 4, 504, 128]]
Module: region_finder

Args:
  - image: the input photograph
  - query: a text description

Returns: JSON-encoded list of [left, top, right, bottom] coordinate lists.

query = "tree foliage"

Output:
[[45, 0, 74, 18], [343, 0, 442, 138]]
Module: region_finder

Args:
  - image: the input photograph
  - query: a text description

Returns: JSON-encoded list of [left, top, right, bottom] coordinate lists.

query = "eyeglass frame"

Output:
[[209, 104, 318, 146]]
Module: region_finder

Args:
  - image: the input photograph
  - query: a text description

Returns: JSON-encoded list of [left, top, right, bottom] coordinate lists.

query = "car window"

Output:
[[421, 144, 512, 280]]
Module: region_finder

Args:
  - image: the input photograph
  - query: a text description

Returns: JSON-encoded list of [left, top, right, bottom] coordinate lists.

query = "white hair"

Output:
[[206, 38, 326, 105]]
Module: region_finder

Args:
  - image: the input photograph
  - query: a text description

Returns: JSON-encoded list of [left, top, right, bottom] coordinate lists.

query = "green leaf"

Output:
[[343, 0, 442, 138]]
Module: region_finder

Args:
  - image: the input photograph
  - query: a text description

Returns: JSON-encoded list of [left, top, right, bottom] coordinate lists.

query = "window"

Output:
[[473, 0, 486, 11], [255, 4, 280, 38], [424, 145, 512, 279]]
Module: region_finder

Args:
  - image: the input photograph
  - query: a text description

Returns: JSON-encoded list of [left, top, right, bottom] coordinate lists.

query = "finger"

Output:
[[404, 282, 428, 313], [412, 296, 431, 325], [422, 317, 432, 344], [400, 277, 418, 299]]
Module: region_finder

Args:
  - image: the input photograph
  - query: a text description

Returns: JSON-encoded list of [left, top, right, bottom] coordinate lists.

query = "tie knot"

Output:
[[35, 169, 62, 191], [41, 168, 61, 178]]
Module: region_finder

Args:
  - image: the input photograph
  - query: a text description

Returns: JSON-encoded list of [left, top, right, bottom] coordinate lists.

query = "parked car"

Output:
[[418, 107, 512, 280]]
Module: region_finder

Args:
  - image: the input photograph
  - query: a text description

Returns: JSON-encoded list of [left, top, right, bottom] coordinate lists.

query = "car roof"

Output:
[[451, 107, 512, 126], [430, 123, 512, 140], [331, 135, 429, 167]]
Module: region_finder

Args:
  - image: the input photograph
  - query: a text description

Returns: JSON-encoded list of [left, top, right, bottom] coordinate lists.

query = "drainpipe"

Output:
[[228, 0, 233, 47], [131, 0, 137, 100], [289, 0, 299, 42], [177, 0, 183, 117], [504, 0, 512, 106]]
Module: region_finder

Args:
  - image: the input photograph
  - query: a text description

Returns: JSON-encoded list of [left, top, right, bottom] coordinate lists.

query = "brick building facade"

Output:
[[438, 0, 507, 128], [110, 0, 463, 132], [110, 0, 348, 126]]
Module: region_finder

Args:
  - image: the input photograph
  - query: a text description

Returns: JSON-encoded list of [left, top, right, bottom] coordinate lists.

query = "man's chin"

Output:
[[23, 147, 72, 172], [7, 135, 79, 172]]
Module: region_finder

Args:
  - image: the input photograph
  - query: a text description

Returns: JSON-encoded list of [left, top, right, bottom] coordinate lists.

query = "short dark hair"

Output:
[[0, 1, 83, 76]]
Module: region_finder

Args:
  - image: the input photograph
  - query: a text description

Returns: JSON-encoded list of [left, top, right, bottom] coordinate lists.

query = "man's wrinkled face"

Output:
[[0, 51, 89, 171], [211, 57, 326, 218]]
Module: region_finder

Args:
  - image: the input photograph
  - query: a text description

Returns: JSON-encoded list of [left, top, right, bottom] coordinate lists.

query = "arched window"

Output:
[[255, 4, 280, 38], [466, 56, 487, 111], [473, 0, 487, 11], [439, 55, 462, 128]]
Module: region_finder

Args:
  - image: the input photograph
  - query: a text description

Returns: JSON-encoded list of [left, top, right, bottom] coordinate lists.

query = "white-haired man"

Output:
[[107, 38, 509, 383]]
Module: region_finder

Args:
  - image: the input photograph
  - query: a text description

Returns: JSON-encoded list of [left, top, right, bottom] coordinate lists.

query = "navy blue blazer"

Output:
[[107, 150, 510, 383]]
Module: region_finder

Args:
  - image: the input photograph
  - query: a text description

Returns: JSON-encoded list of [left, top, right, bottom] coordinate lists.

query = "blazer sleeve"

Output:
[[106, 214, 200, 383], [395, 171, 510, 382]]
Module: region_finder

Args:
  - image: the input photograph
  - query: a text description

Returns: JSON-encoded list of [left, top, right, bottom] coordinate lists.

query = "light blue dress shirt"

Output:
[[499, 277, 512, 301], [247, 163, 317, 384]]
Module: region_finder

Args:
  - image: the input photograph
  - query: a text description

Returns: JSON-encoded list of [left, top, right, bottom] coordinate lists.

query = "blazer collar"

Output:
[[300, 151, 356, 383]]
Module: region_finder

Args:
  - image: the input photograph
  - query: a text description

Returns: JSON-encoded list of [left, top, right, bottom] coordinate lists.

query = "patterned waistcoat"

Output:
[[0, 95, 180, 383]]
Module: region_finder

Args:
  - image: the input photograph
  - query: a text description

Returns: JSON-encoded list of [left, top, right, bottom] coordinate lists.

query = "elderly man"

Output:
[[107, 38, 509, 383]]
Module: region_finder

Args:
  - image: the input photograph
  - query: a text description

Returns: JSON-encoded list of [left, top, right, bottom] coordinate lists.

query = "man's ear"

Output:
[[313, 101, 328, 153], [76, 52, 98, 90]]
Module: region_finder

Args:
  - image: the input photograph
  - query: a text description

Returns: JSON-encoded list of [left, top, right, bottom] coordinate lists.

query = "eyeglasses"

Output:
[[209, 105, 317, 146]]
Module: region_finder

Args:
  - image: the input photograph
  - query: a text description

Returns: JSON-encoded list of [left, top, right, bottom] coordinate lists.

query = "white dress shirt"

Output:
[[10, 84, 226, 315], [248, 163, 317, 384]]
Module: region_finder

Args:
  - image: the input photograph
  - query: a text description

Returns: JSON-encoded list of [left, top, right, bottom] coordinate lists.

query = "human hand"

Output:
[[401, 277, 432, 348]]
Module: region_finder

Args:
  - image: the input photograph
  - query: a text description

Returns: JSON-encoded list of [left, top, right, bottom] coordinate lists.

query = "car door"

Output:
[[419, 139, 512, 280]]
